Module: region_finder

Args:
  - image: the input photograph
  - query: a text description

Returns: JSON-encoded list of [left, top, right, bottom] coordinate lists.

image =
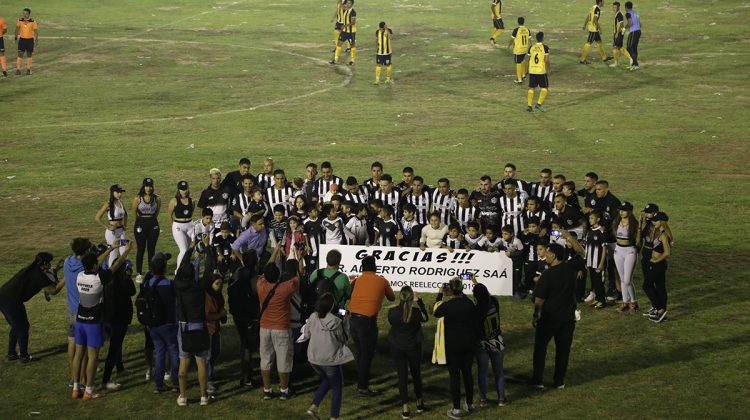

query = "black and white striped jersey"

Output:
[[316, 176, 344, 202], [499, 194, 525, 234], [373, 190, 402, 217], [257, 173, 274, 191], [343, 185, 370, 205], [453, 205, 480, 233], [443, 235, 464, 250], [431, 190, 456, 225], [265, 186, 295, 216], [530, 182, 554, 209], [232, 192, 254, 217], [405, 191, 432, 224], [464, 234, 485, 250], [585, 226, 607, 268], [521, 209, 551, 231]]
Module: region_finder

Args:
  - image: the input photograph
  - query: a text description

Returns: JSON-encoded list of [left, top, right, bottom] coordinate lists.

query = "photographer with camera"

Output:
[[1, 252, 65, 364]]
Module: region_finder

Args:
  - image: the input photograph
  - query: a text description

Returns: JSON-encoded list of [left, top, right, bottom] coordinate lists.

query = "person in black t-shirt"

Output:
[[532, 243, 577, 389], [197, 168, 232, 226], [0, 252, 65, 363], [221, 158, 255, 197], [471, 175, 502, 230]]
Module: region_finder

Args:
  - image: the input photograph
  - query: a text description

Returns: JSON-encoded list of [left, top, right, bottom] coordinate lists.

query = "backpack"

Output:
[[313, 269, 345, 310], [135, 277, 165, 326]]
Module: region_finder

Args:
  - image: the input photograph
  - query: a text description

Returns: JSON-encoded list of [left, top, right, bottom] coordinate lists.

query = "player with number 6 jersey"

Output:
[[526, 32, 550, 112]]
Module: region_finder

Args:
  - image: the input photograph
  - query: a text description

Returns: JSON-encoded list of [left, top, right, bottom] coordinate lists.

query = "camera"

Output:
[[459, 272, 472, 280], [551, 230, 561, 237], [337, 308, 349, 316], [120, 239, 129, 245]]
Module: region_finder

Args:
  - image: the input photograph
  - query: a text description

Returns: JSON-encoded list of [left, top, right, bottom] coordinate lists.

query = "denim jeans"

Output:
[[311, 363, 344, 418], [476, 347, 505, 400], [149, 323, 179, 387]]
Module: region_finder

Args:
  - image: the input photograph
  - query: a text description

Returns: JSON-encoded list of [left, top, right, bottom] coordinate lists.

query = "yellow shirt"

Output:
[[342, 8, 356, 33], [376, 28, 392, 55], [512, 26, 530, 55], [17, 18, 37, 39], [491, 1, 502, 19], [587, 5, 601, 32], [527, 42, 549, 74]]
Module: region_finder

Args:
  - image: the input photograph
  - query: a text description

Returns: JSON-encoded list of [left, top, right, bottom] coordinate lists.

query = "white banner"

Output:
[[319, 244, 514, 296]]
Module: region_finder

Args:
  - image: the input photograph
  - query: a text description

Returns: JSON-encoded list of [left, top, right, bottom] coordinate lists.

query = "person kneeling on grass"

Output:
[[0, 252, 66, 364], [71, 240, 132, 400]]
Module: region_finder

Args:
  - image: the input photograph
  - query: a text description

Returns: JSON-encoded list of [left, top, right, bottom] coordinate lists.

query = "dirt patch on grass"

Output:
[[451, 43, 494, 53], [394, 4, 442, 11], [270, 41, 328, 49], [156, 6, 181, 11], [65, 54, 96, 64]]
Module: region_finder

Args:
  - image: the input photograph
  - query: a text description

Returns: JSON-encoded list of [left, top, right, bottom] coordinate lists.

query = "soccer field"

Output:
[[0, 0, 749, 418]]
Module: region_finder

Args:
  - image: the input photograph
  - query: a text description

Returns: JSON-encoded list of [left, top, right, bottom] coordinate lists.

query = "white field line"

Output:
[[29, 36, 352, 128]]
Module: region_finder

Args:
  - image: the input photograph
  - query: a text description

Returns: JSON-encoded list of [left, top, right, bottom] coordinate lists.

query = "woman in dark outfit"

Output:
[[388, 286, 428, 419], [228, 250, 260, 387], [101, 260, 136, 390], [434, 278, 479, 419], [0, 252, 65, 363]]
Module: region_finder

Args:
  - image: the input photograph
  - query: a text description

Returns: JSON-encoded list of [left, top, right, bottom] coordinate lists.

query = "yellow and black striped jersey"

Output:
[[613, 10, 625, 35], [587, 5, 601, 32], [491, 0, 502, 19], [376, 28, 393, 54], [342, 8, 357, 33]]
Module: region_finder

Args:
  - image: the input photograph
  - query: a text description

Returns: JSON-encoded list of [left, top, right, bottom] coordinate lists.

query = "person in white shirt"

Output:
[[419, 213, 449, 250]]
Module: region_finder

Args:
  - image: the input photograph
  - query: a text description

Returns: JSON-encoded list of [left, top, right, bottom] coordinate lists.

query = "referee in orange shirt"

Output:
[[14, 8, 37, 75], [0, 15, 8, 77]]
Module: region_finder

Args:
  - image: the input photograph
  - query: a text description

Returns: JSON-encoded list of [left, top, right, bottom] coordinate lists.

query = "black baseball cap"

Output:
[[651, 212, 669, 222], [643, 203, 659, 213], [110, 184, 125, 193], [619, 201, 634, 212], [142, 177, 154, 187], [177, 180, 189, 190]]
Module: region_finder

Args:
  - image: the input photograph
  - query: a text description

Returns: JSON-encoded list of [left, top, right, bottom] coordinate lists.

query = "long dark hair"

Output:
[[316, 293, 334, 318], [138, 184, 157, 199], [473, 283, 498, 316], [399, 286, 415, 323], [612, 211, 638, 243], [109, 189, 118, 220]]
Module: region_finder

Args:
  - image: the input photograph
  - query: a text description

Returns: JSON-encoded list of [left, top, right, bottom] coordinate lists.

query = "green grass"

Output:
[[1, 0, 749, 418]]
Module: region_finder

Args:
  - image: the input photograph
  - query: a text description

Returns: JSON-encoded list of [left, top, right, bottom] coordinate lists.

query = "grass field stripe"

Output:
[[28, 37, 353, 128], [40, 1, 250, 64]]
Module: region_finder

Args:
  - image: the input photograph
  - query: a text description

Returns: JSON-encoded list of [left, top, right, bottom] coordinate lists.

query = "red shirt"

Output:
[[257, 275, 299, 330]]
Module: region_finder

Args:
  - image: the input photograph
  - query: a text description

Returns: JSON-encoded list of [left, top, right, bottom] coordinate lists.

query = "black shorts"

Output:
[[529, 74, 548, 88], [0, 38, 5, 53], [613, 34, 624, 48], [339, 32, 356, 46], [514, 54, 526, 64], [18, 38, 34, 54], [493, 19, 504, 30], [376, 54, 392, 65], [587, 31, 602, 43]]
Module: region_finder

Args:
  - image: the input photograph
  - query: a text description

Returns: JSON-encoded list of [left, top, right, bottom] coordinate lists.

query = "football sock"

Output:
[[527, 89, 534, 107], [386, 64, 392, 80], [17, 57, 22, 70], [334, 46, 341, 62], [580, 43, 591, 61], [333, 29, 340, 44], [27, 57, 32, 69], [613, 49, 620, 64], [375, 65, 382, 81], [539, 88, 548, 105], [621, 48, 632, 63], [350, 47, 356, 63], [597, 42, 607, 59], [85, 386, 93, 395], [516, 63, 524, 81], [491, 29, 502, 41], [0, 56, 5, 71]]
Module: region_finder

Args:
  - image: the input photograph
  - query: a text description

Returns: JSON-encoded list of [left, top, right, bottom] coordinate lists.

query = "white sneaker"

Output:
[[207, 382, 216, 394], [105, 382, 122, 390], [574, 309, 582, 322], [135, 274, 144, 284], [200, 396, 210, 406], [608, 63, 617, 67], [584, 291, 595, 303], [177, 395, 188, 407], [164, 373, 171, 382]]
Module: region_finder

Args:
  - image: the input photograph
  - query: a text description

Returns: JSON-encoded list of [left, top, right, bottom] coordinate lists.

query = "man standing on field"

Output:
[[14, 8, 37, 75], [0, 15, 8, 77]]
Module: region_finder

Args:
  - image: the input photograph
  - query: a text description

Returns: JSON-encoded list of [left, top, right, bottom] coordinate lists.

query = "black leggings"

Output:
[[391, 344, 423, 405], [134, 217, 160, 274], [627, 30, 641, 65], [102, 323, 128, 383], [446, 347, 474, 410], [642, 260, 668, 310], [235, 319, 258, 383]]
